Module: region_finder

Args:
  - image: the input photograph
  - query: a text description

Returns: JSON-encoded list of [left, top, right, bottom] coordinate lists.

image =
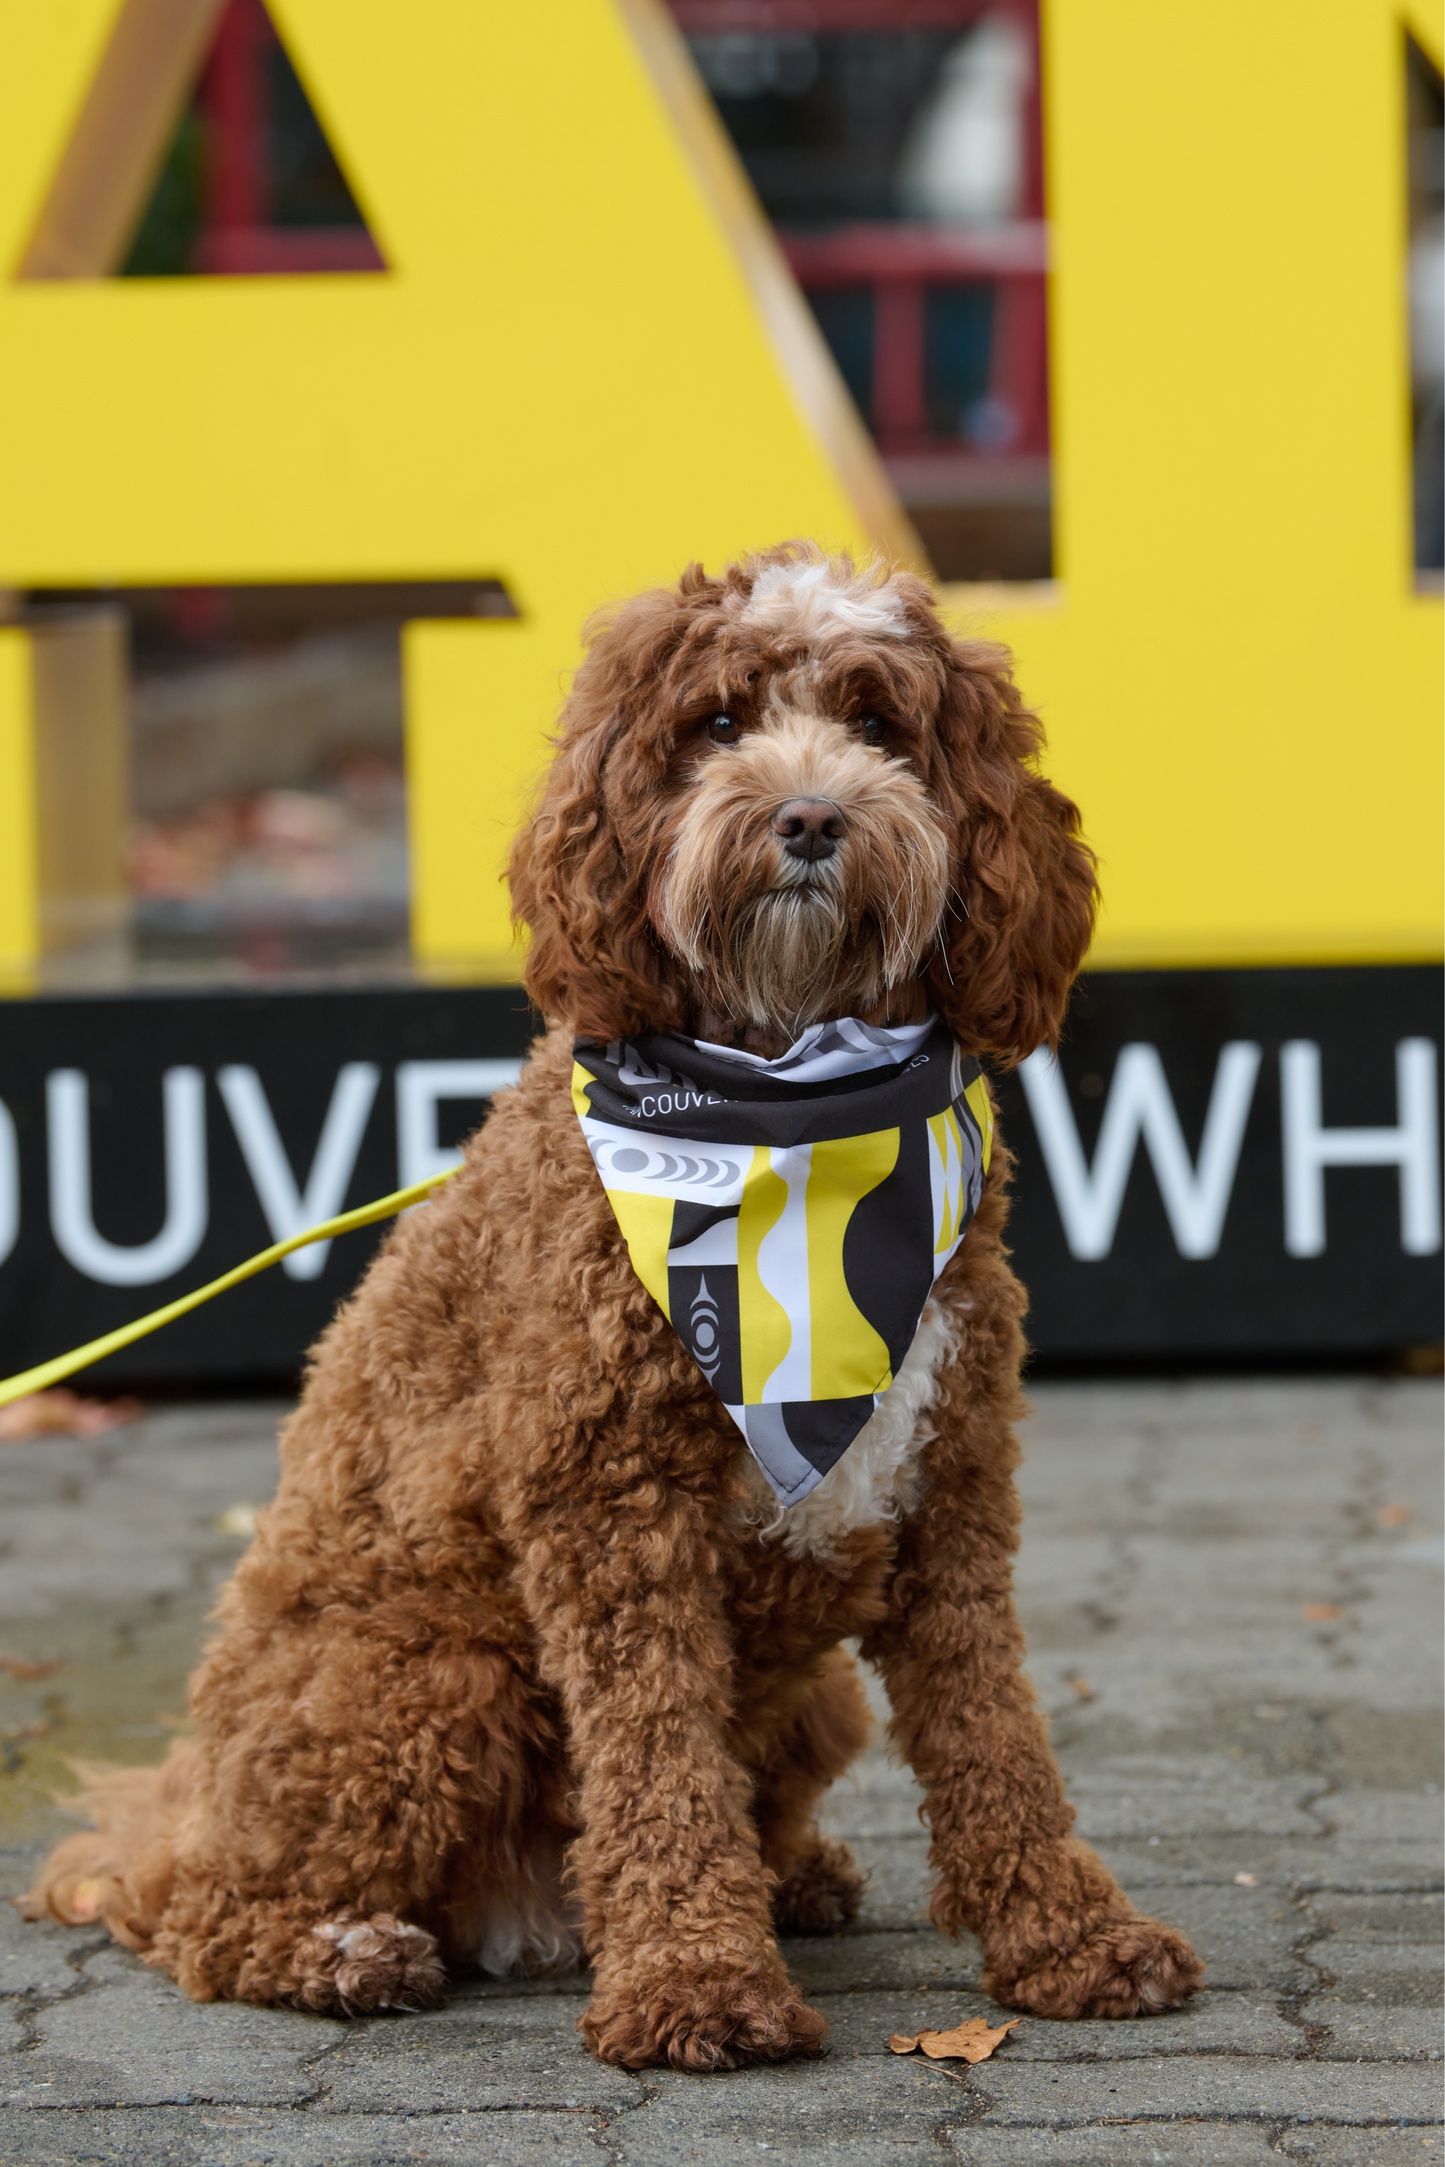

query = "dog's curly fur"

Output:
[[23, 544, 1202, 2068]]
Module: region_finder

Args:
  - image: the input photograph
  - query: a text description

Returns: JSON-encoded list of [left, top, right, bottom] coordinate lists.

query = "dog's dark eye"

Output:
[[704, 713, 741, 745], [857, 712, 889, 746]]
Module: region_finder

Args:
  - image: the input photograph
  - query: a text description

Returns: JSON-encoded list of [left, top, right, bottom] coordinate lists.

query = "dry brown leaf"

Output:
[[1376, 1503, 1413, 1527], [888, 2017, 1020, 2063], [1302, 1602, 1343, 1623], [1065, 1674, 1096, 1702], [0, 1390, 141, 1442], [0, 1652, 61, 1681]]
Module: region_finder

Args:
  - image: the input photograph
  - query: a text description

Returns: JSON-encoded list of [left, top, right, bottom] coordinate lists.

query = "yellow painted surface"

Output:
[[0, 0, 904, 966], [0, 0, 1438, 971], [0, 632, 40, 977], [942, 0, 1443, 968], [402, 619, 555, 971], [31, 611, 130, 949], [19, 0, 225, 278], [0, 616, 130, 975]]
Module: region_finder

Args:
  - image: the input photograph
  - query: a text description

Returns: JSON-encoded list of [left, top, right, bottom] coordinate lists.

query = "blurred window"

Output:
[[674, 1, 1050, 580], [122, 0, 383, 277], [924, 283, 997, 440], [1407, 36, 1444, 580], [22, 583, 512, 982], [808, 285, 876, 417]]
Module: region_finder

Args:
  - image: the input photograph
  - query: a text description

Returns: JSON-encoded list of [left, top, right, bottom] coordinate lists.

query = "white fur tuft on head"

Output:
[[737, 556, 909, 645]]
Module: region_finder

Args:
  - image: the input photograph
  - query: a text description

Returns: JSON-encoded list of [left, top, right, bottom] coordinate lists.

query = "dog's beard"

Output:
[[653, 715, 950, 1034], [717, 877, 899, 1032]]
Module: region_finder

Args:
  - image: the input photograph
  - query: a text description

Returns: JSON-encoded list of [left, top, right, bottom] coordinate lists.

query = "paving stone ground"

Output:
[[0, 1378, 1440, 2166]]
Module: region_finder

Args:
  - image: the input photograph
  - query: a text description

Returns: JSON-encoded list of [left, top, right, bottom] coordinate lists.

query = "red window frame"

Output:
[[192, 0, 383, 276], [670, 0, 1049, 460]]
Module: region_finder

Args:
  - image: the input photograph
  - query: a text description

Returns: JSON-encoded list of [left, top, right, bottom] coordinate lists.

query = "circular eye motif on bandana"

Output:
[[591, 1136, 745, 1191], [690, 1275, 723, 1381]]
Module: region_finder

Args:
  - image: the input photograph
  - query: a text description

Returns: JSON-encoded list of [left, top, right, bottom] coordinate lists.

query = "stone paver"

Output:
[[0, 1379, 1440, 2165]]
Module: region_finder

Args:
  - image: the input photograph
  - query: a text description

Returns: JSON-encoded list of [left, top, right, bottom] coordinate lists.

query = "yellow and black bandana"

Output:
[[572, 1016, 992, 1508]]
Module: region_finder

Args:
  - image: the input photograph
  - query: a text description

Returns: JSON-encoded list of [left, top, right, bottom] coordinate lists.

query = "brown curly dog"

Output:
[[24, 543, 1202, 2070]]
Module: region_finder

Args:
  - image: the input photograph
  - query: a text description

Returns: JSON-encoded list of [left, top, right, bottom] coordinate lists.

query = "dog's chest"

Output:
[[737, 1301, 962, 1562]]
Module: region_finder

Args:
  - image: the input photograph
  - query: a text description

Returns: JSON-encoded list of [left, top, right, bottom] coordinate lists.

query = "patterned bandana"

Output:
[[571, 1016, 992, 1507]]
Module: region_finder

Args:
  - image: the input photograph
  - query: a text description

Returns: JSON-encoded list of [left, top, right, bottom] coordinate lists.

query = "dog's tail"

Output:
[[17, 1742, 195, 1952]]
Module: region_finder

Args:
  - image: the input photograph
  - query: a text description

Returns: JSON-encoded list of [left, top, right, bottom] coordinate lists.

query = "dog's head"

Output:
[[509, 544, 1097, 1063]]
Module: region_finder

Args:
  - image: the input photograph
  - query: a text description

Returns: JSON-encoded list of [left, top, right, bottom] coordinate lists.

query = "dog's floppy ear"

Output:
[[508, 598, 687, 1039], [924, 639, 1098, 1067]]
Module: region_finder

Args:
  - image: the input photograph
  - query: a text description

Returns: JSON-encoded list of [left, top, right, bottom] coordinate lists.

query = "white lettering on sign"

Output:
[[1019, 1042, 1262, 1261], [1280, 1039, 1441, 1258], [0, 1100, 16, 1268], [27, 1040, 1430, 1297], [47, 1067, 208, 1286], [395, 1060, 524, 1193], [218, 1063, 381, 1281]]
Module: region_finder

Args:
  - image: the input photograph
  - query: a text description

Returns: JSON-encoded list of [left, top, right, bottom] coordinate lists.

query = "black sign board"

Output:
[[0, 983, 536, 1388], [0, 966, 1438, 1386], [992, 964, 1441, 1360]]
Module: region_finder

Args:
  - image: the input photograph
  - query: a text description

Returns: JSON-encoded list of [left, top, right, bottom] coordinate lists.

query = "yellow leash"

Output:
[[0, 1167, 460, 1410]]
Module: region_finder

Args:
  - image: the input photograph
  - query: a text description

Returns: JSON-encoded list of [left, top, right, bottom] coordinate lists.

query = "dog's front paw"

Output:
[[292, 1912, 448, 2016], [773, 1837, 866, 1936], [583, 1962, 828, 2070], [985, 1914, 1203, 2021]]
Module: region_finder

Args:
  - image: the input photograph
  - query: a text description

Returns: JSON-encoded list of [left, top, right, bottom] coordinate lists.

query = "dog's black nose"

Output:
[[771, 797, 845, 863]]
